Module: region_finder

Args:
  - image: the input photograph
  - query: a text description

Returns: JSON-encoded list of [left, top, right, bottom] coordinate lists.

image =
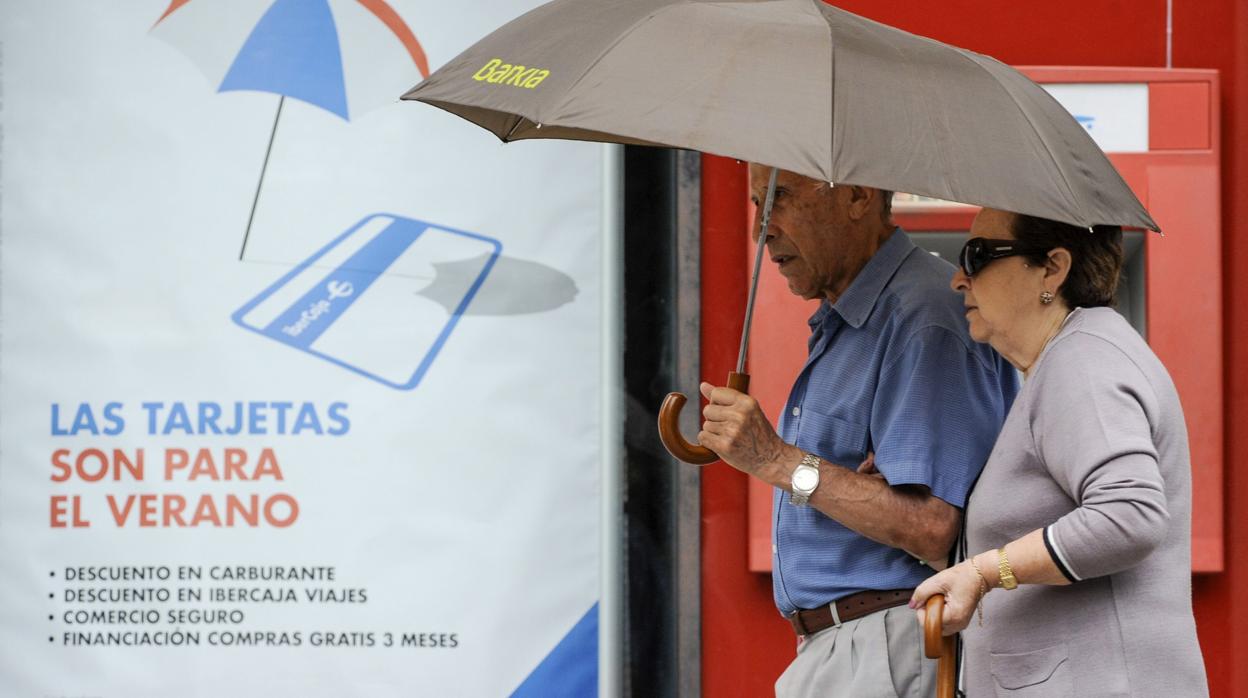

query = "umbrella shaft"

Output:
[[240, 96, 285, 261], [737, 167, 778, 374]]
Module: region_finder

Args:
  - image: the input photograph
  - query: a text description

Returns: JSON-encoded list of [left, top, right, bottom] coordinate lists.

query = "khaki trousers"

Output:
[[775, 606, 937, 698]]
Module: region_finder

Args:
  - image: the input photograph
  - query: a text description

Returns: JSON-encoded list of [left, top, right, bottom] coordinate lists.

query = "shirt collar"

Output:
[[809, 228, 915, 330]]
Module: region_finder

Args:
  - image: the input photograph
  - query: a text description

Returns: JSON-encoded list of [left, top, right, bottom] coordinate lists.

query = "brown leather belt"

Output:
[[787, 589, 913, 637]]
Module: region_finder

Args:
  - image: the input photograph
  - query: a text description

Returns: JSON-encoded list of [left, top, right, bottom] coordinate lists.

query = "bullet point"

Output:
[[49, 571, 55, 577], [48, 593, 53, 599], [48, 637, 54, 643], [48, 615, 53, 621]]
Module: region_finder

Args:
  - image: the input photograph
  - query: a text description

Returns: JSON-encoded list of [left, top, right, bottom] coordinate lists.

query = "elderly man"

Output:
[[698, 166, 1019, 697]]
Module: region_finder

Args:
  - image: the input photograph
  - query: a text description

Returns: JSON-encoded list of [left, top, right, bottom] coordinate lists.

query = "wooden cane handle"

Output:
[[657, 372, 750, 465], [924, 594, 957, 698], [924, 594, 945, 657]]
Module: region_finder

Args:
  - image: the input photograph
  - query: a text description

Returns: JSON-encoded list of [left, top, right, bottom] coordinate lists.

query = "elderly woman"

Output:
[[910, 209, 1207, 696]]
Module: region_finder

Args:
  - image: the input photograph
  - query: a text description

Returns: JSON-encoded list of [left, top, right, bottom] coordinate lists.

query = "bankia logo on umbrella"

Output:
[[151, 1, 504, 391], [472, 58, 551, 89]]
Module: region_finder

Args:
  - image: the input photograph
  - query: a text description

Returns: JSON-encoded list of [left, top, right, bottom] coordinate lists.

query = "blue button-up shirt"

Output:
[[772, 229, 1019, 615]]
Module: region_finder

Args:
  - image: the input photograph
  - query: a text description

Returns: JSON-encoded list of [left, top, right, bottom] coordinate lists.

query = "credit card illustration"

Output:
[[232, 213, 501, 390]]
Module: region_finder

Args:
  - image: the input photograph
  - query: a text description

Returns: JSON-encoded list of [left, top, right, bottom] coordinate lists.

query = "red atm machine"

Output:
[[745, 67, 1223, 573]]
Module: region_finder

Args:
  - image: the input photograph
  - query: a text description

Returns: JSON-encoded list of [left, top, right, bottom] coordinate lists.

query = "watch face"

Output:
[[793, 468, 818, 491]]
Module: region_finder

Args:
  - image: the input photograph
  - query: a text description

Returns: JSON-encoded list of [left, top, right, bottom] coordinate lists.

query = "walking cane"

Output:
[[924, 594, 957, 698], [657, 167, 778, 464]]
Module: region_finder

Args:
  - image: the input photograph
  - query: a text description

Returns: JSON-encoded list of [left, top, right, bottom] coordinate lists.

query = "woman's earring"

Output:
[[1040, 291, 1055, 305]]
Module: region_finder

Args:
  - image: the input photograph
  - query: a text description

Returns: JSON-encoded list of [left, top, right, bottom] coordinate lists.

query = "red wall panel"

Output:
[[829, 0, 1168, 68], [1151, 82, 1212, 150]]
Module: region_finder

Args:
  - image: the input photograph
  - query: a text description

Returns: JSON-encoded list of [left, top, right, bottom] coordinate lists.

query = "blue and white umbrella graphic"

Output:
[[151, 0, 430, 258]]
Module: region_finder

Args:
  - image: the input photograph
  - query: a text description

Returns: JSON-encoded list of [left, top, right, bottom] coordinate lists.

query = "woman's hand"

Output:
[[910, 560, 984, 635], [856, 453, 883, 479]]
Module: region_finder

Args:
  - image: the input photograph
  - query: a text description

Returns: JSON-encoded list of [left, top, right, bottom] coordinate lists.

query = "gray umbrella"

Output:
[[400, 0, 1157, 474], [402, 0, 1157, 232]]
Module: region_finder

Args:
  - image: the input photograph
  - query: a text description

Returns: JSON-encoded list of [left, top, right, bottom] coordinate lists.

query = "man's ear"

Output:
[[846, 186, 874, 221]]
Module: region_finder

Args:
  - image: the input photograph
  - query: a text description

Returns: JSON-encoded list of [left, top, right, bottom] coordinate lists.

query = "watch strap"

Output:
[[997, 547, 1019, 590]]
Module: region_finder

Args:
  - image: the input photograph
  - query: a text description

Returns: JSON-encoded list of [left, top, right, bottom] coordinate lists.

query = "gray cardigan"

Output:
[[962, 307, 1207, 696]]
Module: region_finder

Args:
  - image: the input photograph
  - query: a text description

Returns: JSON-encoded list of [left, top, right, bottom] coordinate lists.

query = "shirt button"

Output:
[[791, 406, 801, 417], [772, 545, 778, 555]]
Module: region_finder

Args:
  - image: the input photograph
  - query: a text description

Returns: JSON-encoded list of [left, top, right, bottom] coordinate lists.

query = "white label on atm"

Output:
[[1042, 83, 1149, 153]]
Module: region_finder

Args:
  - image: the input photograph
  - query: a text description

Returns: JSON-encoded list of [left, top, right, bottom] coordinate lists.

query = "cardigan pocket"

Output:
[[989, 643, 1071, 695]]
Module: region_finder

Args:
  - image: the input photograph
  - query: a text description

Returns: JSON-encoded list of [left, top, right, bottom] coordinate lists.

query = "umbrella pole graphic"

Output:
[[239, 96, 285, 261]]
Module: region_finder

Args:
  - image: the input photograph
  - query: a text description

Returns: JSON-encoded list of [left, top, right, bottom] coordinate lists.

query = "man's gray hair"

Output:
[[879, 190, 894, 223], [824, 183, 893, 223]]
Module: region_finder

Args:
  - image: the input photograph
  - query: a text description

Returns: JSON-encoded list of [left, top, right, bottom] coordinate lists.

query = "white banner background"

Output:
[[0, 1, 606, 696]]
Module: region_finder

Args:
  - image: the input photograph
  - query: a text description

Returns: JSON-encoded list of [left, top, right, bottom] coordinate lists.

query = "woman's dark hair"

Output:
[[1011, 214, 1124, 308]]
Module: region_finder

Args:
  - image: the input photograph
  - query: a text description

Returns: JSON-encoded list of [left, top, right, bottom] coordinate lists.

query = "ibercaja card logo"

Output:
[[232, 214, 501, 390]]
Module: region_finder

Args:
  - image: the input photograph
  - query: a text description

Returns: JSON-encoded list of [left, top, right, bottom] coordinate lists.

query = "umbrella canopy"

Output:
[[402, 0, 1157, 231], [153, 0, 430, 120]]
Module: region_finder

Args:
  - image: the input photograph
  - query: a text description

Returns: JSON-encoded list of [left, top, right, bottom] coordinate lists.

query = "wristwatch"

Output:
[[790, 453, 821, 506], [997, 547, 1019, 590]]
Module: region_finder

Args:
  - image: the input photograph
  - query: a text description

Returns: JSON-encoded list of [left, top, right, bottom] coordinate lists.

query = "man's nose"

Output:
[[751, 220, 775, 244]]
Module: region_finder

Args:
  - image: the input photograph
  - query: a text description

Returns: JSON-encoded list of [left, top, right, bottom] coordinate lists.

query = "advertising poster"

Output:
[[0, 1, 609, 696]]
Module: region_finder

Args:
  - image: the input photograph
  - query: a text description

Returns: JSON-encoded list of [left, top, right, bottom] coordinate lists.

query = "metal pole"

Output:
[[673, 149, 703, 697], [1165, 0, 1173, 69], [735, 167, 778, 373], [599, 143, 625, 698]]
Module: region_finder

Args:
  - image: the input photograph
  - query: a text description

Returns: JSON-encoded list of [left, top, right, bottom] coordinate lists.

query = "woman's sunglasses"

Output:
[[958, 237, 1051, 276]]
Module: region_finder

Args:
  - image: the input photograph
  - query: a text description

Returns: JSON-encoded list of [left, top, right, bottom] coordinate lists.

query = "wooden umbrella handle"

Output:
[[924, 594, 958, 698], [657, 372, 750, 465]]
